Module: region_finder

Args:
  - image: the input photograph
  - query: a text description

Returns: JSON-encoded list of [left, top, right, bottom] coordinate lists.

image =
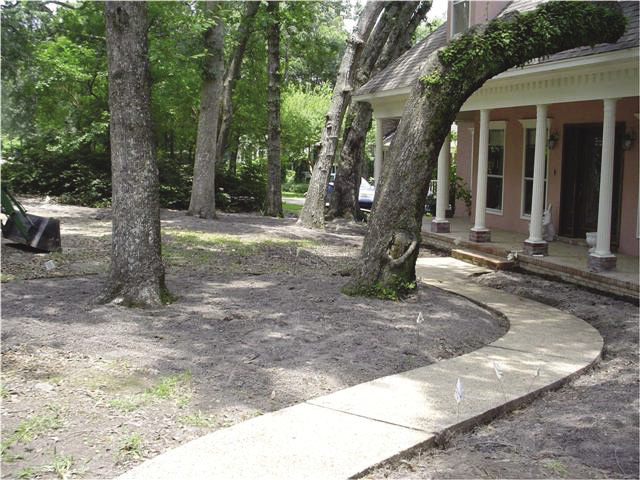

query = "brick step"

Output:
[[451, 248, 515, 271]]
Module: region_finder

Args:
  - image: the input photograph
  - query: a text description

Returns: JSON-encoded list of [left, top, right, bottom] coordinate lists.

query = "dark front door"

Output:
[[559, 123, 624, 247]]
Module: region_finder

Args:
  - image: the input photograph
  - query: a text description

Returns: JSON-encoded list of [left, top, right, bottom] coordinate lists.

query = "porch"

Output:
[[422, 216, 639, 300]]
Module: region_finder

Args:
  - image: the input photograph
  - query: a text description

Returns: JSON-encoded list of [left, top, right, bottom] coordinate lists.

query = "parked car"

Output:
[[327, 176, 376, 211]]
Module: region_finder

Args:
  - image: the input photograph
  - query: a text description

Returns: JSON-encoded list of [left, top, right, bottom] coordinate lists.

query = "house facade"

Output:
[[353, 0, 639, 271]]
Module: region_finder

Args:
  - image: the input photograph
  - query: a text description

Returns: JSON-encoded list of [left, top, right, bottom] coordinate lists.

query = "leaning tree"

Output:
[[102, 1, 168, 307], [297, 1, 384, 229], [328, 1, 432, 221], [346, 1, 626, 298]]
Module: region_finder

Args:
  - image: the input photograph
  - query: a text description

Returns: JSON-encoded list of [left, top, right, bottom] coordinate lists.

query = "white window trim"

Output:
[[518, 119, 551, 220], [486, 121, 507, 216], [451, 0, 471, 38]]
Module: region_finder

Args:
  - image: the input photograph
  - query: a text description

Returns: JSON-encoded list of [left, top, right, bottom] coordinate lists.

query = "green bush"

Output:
[[282, 180, 309, 194]]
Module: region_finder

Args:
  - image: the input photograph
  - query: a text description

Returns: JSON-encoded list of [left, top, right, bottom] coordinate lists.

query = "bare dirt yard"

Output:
[[2, 199, 638, 480], [1, 199, 506, 479]]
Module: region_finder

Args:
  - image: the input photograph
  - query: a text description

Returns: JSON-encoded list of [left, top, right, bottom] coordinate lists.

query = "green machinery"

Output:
[[1, 184, 61, 252]]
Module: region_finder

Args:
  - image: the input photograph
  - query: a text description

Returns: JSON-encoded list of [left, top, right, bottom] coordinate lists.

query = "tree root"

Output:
[[386, 230, 417, 267]]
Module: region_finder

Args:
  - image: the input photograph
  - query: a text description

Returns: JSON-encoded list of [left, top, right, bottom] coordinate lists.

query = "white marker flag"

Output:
[[416, 312, 424, 324], [454, 378, 463, 404], [493, 361, 503, 381]]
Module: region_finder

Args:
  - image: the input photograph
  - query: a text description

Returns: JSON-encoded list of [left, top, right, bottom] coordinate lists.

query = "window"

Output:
[[519, 120, 549, 218], [452, 1, 470, 36], [486, 125, 505, 213]]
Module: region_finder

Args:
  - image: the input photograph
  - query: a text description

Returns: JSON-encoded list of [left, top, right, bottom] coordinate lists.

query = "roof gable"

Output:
[[356, 1, 639, 98]]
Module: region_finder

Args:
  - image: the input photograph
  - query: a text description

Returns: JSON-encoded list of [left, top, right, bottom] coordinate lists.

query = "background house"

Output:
[[353, 0, 639, 271]]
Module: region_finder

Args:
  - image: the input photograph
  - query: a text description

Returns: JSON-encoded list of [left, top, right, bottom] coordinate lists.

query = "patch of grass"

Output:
[[282, 191, 305, 198], [179, 410, 217, 428], [146, 372, 192, 405], [2, 451, 25, 463], [162, 230, 315, 265], [17, 466, 38, 479], [0, 384, 9, 399], [108, 395, 149, 413], [282, 203, 302, 215], [107, 372, 193, 412], [119, 433, 143, 461], [0, 273, 16, 282], [79, 371, 147, 393], [45, 454, 75, 480], [543, 459, 569, 477], [8, 408, 63, 444], [2, 406, 63, 460]]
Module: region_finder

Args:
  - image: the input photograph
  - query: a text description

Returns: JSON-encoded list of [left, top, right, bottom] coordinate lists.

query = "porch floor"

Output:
[[422, 216, 639, 299]]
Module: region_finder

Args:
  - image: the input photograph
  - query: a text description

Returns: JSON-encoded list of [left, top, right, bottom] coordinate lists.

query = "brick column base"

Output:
[[523, 240, 548, 256], [587, 254, 617, 272], [430, 220, 450, 233], [469, 229, 491, 243]]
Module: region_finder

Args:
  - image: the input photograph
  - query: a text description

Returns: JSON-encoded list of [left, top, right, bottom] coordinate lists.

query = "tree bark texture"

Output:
[[296, 1, 385, 229], [216, 1, 260, 164], [347, 1, 626, 295], [102, 1, 167, 307], [188, 1, 224, 219], [265, 1, 283, 217], [329, 2, 430, 221]]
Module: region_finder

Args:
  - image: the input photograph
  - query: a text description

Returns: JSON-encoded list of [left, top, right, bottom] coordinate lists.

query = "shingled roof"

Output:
[[355, 0, 639, 97]]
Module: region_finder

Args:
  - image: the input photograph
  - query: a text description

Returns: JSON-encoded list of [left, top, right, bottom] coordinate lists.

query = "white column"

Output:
[[526, 104, 548, 245], [434, 134, 451, 222], [374, 118, 383, 185], [471, 109, 490, 238], [593, 98, 618, 258]]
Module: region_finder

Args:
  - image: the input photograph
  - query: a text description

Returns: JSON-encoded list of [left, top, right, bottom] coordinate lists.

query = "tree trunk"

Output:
[[227, 131, 240, 176], [188, 1, 224, 219], [296, 1, 385, 229], [346, 1, 626, 297], [265, 1, 283, 217], [102, 1, 167, 307], [216, 1, 260, 166], [329, 2, 429, 221]]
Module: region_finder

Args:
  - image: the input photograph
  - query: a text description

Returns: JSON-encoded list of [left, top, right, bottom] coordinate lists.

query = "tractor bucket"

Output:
[[2, 212, 62, 252]]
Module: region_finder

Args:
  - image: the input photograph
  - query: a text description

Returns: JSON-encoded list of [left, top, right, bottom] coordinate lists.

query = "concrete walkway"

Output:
[[118, 257, 603, 480]]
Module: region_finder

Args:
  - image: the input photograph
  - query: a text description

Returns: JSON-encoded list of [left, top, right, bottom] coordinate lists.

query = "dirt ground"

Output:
[[366, 271, 639, 479], [1, 199, 506, 479]]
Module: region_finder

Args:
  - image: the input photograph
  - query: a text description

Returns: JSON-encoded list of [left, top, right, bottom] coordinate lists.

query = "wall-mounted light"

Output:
[[623, 129, 636, 151], [547, 130, 559, 150]]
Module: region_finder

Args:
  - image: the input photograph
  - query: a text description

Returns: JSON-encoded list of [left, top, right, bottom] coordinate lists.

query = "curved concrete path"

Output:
[[119, 257, 603, 480]]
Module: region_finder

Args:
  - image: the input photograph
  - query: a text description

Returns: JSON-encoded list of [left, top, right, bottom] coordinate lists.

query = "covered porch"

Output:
[[422, 216, 639, 300]]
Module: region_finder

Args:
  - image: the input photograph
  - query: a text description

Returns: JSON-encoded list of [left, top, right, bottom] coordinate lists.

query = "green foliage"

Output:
[[216, 162, 267, 212], [119, 433, 144, 461], [421, 2, 626, 98], [282, 181, 309, 194], [2, 407, 63, 459], [179, 410, 217, 428], [342, 277, 417, 301], [1, 0, 347, 210], [281, 83, 332, 176]]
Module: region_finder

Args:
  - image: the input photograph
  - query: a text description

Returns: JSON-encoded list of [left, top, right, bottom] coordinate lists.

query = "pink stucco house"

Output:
[[353, 0, 639, 272]]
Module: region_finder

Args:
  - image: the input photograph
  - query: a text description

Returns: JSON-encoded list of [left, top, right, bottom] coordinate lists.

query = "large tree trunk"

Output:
[[264, 1, 283, 217], [296, 1, 385, 229], [329, 2, 430, 221], [346, 1, 626, 297], [188, 2, 224, 219], [102, 1, 167, 307], [216, 1, 260, 165]]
